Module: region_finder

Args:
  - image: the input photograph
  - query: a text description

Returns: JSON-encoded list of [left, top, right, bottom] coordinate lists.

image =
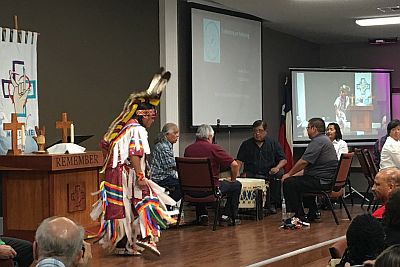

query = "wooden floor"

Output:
[[84, 205, 366, 267]]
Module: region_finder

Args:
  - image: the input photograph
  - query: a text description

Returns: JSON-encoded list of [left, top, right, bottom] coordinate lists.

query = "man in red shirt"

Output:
[[184, 124, 242, 226], [331, 168, 400, 259], [372, 168, 400, 219]]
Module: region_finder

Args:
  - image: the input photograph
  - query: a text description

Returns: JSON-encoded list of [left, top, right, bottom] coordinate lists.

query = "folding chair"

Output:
[[355, 148, 375, 208], [362, 149, 380, 211], [175, 157, 229, 231], [304, 153, 354, 225]]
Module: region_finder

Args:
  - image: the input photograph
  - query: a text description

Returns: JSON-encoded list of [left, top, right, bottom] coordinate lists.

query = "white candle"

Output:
[[70, 123, 74, 143], [21, 124, 26, 146]]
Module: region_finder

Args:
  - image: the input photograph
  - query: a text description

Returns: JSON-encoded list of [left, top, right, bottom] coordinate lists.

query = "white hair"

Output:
[[196, 124, 214, 139], [155, 122, 178, 143], [35, 216, 84, 267]]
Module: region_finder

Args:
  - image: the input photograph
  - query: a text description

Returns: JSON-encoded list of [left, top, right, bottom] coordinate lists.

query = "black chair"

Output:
[[363, 149, 378, 178], [304, 153, 354, 225], [355, 148, 375, 208], [345, 167, 354, 206], [175, 157, 230, 231], [362, 149, 380, 211]]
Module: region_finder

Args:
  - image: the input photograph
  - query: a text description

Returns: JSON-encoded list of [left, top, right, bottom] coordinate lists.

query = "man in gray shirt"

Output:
[[282, 118, 338, 221]]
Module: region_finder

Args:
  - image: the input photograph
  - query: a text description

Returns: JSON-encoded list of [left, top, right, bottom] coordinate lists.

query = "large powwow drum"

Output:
[[236, 178, 268, 209]]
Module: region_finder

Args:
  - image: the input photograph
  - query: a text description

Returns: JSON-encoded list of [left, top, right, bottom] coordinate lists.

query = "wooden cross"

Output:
[[3, 113, 24, 155], [68, 182, 86, 212], [56, 112, 72, 143]]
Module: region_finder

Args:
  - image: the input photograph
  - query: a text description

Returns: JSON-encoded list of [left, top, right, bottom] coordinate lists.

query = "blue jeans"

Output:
[[195, 180, 242, 219], [155, 175, 182, 202]]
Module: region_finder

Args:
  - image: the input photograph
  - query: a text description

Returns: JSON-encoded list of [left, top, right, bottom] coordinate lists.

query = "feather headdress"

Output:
[[103, 68, 171, 143]]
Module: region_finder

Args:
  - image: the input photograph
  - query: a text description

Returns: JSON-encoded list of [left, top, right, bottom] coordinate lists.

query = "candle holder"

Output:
[[70, 123, 75, 143]]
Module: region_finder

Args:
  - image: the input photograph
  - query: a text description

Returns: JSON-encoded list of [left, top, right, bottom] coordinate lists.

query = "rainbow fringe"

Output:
[[96, 181, 125, 245], [96, 219, 121, 246], [135, 196, 176, 238], [104, 182, 123, 206]]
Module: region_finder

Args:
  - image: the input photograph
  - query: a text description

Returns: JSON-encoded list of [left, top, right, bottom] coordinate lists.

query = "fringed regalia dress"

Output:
[[91, 119, 176, 254]]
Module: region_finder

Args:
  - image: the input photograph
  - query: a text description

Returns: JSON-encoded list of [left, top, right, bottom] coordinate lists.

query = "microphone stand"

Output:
[[213, 119, 220, 144]]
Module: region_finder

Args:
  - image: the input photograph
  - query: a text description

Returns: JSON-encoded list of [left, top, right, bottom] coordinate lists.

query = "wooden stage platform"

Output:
[[87, 206, 366, 267]]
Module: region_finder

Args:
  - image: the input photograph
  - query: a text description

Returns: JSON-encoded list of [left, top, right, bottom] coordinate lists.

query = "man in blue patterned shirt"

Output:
[[151, 123, 181, 201]]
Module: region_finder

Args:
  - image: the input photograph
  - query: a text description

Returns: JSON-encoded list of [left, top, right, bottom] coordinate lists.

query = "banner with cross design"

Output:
[[0, 27, 39, 154]]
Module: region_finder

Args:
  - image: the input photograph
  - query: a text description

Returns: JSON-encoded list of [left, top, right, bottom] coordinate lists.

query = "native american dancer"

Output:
[[91, 68, 176, 256], [334, 85, 350, 129]]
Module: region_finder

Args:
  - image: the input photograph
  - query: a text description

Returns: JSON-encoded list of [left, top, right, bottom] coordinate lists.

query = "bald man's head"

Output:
[[373, 168, 400, 203], [46, 217, 80, 241], [35, 216, 84, 267]]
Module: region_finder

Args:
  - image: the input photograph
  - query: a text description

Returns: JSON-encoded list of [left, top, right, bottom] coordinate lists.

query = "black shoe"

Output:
[[305, 212, 320, 223], [219, 215, 230, 226], [229, 218, 241, 226], [315, 211, 321, 219], [220, 216, 241, 226], [198, 215, 209, 226], [267, 205, 277, 214], [264, 204, 277, 215]]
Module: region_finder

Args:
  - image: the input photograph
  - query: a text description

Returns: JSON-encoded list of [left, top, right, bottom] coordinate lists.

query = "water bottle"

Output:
[[180, 210, 185, 225], [281, 198, 287, 222]]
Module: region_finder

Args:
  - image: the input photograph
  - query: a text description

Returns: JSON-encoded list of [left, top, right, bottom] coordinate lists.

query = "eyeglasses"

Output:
[[306, 126, 313, 130], [253, 129, 266, 133]]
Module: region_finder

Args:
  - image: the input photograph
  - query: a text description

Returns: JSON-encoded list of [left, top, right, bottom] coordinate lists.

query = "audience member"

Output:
[[151, 122, 181, 202], [0, 236, 33, 267], [372, 168, 400, 219], [326, 122, 348, 160], [337, 214, 385, 267], [378, 115, 388, 138], [374, 244, 400, 267], [330, 168, 400, 260], [184, 124, 242, 226], [34, 216, 92, 267], [380, 119, 400, 170], [383, 189, 400, 247], [236, 120, 287, 214], [282, 118, 338, 221]]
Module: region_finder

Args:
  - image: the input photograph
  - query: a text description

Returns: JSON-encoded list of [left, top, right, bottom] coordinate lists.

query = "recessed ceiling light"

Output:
[[356, 16, 400, 26]]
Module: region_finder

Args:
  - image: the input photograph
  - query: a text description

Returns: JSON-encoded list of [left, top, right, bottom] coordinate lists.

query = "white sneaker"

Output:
[[136, 240, 161, 256], [113, 247, 141, 256]]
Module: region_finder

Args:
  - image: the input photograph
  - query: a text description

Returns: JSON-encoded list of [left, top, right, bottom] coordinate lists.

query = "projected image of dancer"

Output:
[[334, 85, 350, 129]]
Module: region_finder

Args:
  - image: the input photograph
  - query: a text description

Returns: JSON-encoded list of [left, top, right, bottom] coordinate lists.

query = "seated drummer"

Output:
[[236, 120, 287, 214], [184, 124, 242, 226], [150, 122, 182, 202]]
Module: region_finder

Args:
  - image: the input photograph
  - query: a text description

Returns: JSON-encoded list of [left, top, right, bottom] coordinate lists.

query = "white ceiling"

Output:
[[209, 0, 400, 44]]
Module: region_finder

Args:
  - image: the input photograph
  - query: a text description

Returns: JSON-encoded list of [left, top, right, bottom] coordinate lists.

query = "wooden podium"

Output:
[[348, 105, 374, 132], [0, 151, 103, 241]]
